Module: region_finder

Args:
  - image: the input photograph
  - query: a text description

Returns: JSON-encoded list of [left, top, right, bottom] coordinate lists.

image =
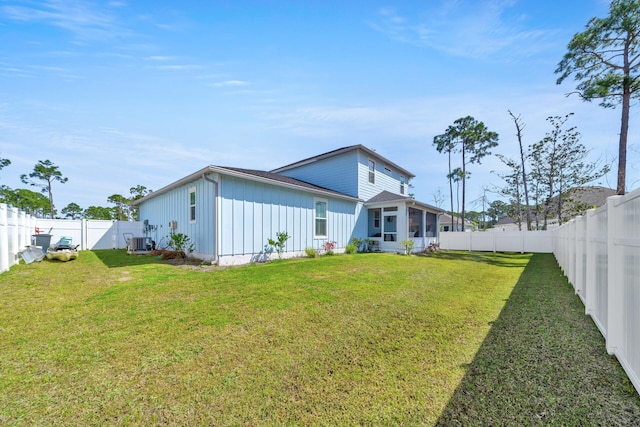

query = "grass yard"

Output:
[[0, 250, 639, 425]]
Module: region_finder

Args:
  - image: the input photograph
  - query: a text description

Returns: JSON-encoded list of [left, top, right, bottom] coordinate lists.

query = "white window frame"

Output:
[[314, 198, 328, 238], [400, 175, 406, 194], [189, 186, 196, 223], [368, 159, 375, 184]]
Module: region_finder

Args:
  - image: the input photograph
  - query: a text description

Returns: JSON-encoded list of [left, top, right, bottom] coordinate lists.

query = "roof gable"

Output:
[[219, 167, 354, 198], [271, 145, 415, 178]]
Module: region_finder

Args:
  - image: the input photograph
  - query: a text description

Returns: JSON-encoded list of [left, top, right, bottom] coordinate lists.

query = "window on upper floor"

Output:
[[368, 160, 375, 184], [189, 187, 196, 223], [400, 175, 406, 194]]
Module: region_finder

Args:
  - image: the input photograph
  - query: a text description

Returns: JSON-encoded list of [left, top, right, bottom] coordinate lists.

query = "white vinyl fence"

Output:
[[1, 203, 143, 274], [33, 218, 143, 251], [0, 204, 37, 274], [439, 230, 553, 253], [553, 188, 640, 396]]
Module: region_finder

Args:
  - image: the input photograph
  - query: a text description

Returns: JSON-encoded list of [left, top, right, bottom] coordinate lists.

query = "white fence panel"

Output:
[[86, 221, 119, 249], [585, 206, 608, 336], [439, 230, 553, 253], [36, 218, 83, 248], [33, 219, 143, 250], [575, 216, 587, 304], [553, 189, 640, 396], [0, 204, 7, 273], [0, 204, 37, 274]]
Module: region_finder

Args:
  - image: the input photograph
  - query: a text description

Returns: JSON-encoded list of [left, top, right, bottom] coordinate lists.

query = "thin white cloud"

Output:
[[145, 55, 175, 61], [2, 0, 132, 42], [153, 64, 202, 71], [369, 1, 558, 60], [213, 80, 250, 87], [0, 63, 32, 78]]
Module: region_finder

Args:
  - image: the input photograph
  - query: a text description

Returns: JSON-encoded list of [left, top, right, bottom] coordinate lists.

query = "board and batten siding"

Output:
[[357, 151, 407, 201], [276, 150, 359, 198], [219, 175, 363, 259], [138, 177, 215, 258]]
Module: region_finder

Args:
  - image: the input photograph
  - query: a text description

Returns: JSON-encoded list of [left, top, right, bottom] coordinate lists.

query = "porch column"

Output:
[[421, 210, 426, 247]]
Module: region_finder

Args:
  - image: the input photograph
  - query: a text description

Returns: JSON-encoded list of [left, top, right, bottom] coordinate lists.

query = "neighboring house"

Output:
[[488, 186, 615, 232], [132, 145, 443, 266], [439, 213, 475, 232]]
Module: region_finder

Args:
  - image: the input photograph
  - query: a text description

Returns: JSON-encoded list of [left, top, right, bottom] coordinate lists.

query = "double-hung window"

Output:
[[315, 199, 327, 238], [368, 160, 375, 184], [189, 187, 196, 223]]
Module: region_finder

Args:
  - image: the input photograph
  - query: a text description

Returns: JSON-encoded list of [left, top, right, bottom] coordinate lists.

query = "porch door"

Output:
[[408, 207, 423, 238], [383, 207, 397, 241]]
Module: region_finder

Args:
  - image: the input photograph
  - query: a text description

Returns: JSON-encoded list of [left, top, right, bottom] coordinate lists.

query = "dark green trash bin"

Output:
[[32, 234, 52, 252]]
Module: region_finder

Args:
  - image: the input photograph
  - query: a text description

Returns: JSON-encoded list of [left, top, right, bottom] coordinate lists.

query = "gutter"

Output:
[[203, 173, 220, 265]]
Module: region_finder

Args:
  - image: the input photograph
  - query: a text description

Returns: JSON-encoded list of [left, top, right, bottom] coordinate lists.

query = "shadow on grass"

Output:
[[419, 250, 532, 268], [91, 249, 169, 268], [435, 253, 640, 426]]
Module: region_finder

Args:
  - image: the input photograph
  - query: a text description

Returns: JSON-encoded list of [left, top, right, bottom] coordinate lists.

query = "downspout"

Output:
[[203, 173, 220, 265]]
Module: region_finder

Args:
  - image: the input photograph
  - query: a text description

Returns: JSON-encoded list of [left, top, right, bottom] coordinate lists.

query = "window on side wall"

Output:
[[189, 187, 196, 223], [368, 159, 375, 184], [400, 175, 406, 194], [315, 199, 327, 238]]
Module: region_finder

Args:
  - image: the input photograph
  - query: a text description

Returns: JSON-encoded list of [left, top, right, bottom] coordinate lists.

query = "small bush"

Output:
[[350, 237, 363, 252], [426, 242, 440, 253], [267, 231, 290, 259], [400, 239, 415, 255], [166, 233, 194, 258], [322, 241, 336, 255], [305, 247, 318, 258], [345, 243, 357, 254]]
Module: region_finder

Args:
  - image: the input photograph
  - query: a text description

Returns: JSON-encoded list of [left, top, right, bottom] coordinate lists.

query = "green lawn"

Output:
[[0, 250, 638, 425]]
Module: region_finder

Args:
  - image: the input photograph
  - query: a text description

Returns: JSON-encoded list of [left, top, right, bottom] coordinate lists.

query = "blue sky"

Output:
[[0, 0, 634, 213]]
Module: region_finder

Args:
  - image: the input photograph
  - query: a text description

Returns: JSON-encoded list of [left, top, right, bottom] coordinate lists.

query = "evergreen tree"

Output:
[[556, 0, 640, 195], [20, 160, 68, 218]]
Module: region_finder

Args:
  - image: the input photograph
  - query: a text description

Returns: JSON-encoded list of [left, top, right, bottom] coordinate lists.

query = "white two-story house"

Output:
[[133, 145, 443, 265]]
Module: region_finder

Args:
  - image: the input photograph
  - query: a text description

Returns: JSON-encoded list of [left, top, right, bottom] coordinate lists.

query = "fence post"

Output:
[[8, 206, 19, 269], [575, 216, 585, 299], [606, 195, 624, 356], [81, 218, 87, 250], [113, 220, 118, 249], [565, 220, 574, 286], [0, 204, 8, 273], [584, 209, 596, 316], [493, 231, 496, 253], [17, 210, 27, 251]]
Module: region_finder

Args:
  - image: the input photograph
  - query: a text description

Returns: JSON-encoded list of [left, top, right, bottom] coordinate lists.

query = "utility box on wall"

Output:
[[169, 221, 177, 229]]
